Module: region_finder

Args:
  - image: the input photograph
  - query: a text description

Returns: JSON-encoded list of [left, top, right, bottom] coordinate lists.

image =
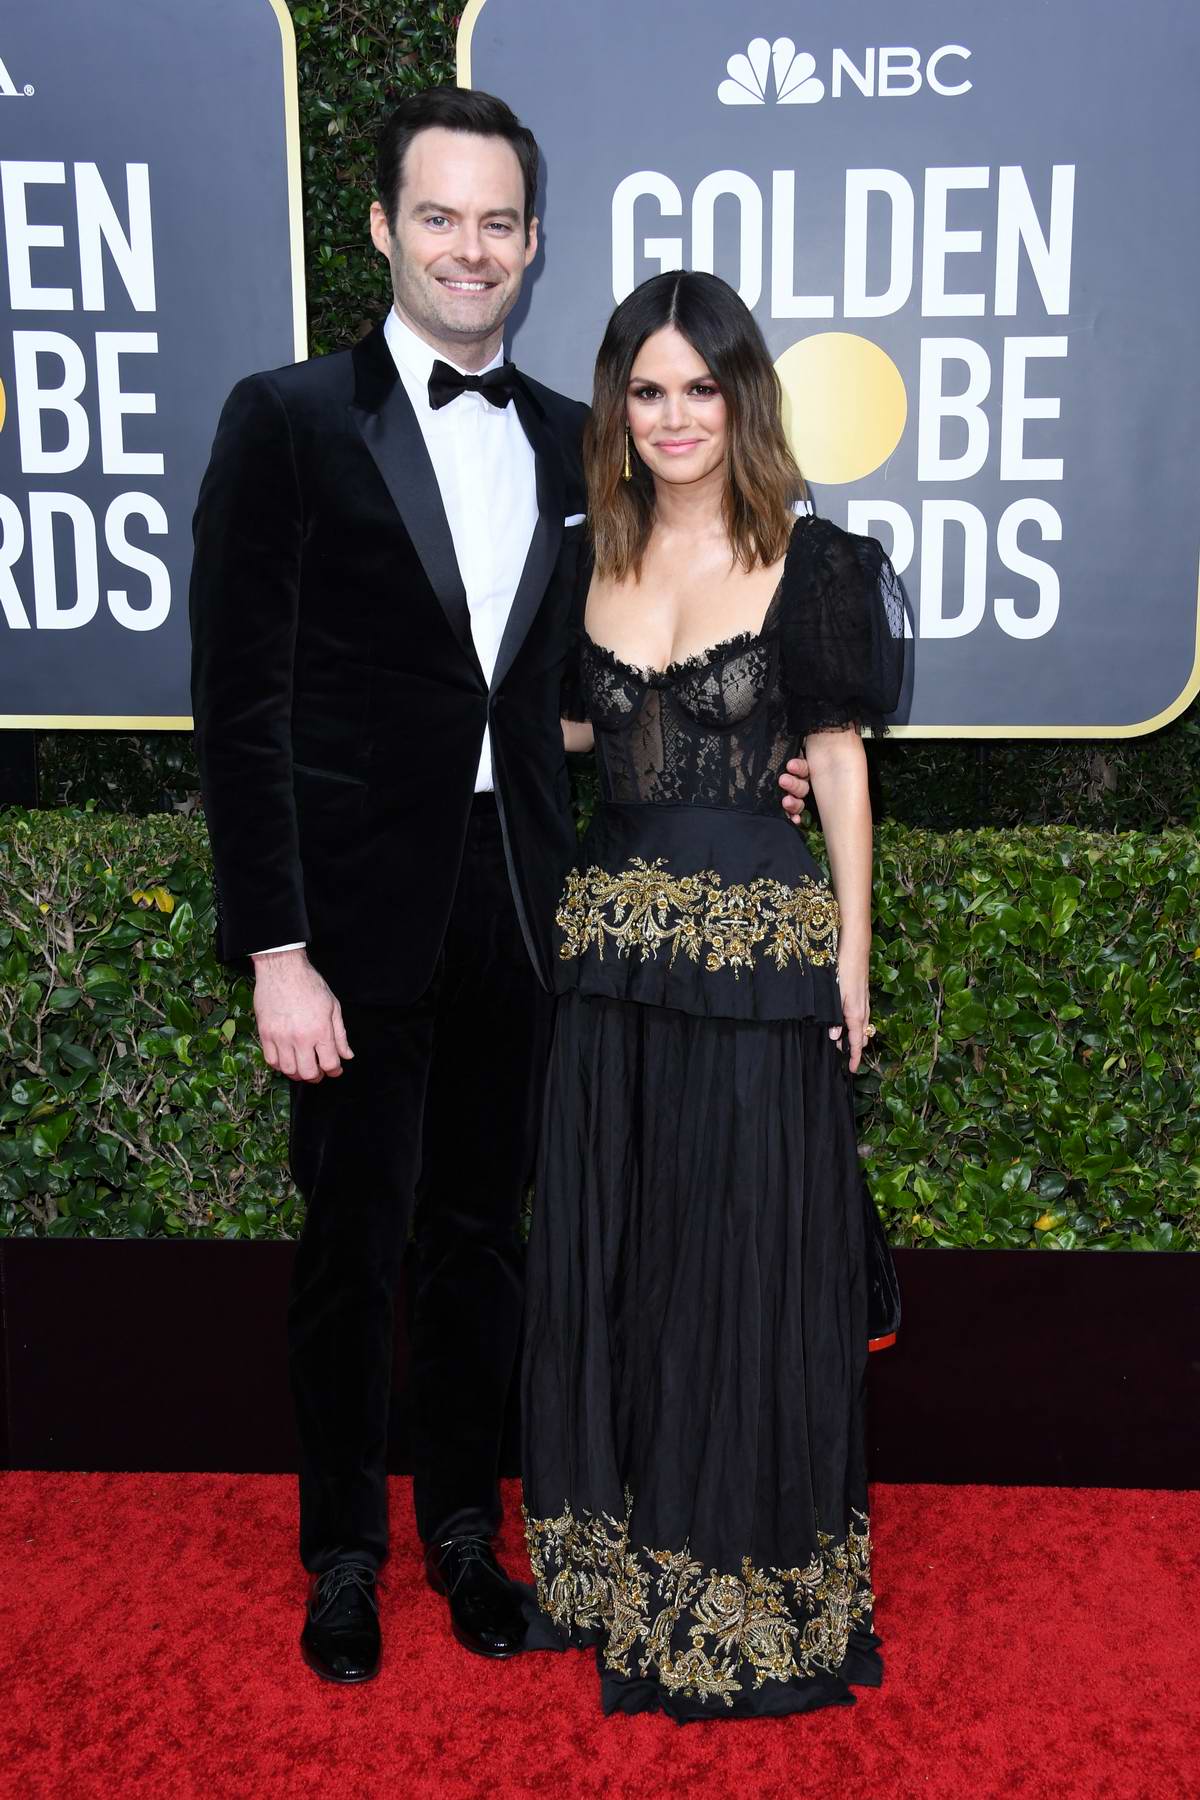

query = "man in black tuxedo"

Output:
[[190, 87, 811, 1684]]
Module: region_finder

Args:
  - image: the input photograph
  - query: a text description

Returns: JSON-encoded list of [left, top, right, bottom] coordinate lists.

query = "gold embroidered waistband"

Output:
[[556, 856, 839, 977], [525, 1491, 873, 1705]]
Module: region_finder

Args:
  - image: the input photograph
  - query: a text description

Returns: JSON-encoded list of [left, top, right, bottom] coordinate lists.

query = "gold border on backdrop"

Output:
[[2, 0, 308, 732], [456, 0, 489, 84], [272, 0, 309, 365], [453, 0, 1200, 740], [893, 562, 1200, 740]]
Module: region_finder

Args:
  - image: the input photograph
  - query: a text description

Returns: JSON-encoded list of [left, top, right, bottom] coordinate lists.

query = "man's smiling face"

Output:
[[369, 126, 538, 368]]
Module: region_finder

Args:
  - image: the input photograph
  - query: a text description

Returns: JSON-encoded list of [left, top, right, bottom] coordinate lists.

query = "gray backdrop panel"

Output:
[[469, 0, 1200, 733], [0, 0, 300, 722]]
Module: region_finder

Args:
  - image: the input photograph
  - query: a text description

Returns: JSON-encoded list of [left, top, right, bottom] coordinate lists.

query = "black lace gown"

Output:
[[520, 515, 905, 1720]]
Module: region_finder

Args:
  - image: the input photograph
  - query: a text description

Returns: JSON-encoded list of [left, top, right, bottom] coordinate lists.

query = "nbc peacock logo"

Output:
[[718, 37, 824, 106], [717, 36, 973, 103]]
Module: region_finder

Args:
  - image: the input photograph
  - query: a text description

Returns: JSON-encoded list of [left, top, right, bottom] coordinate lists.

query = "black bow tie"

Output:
[[427, 359, 518, 411]]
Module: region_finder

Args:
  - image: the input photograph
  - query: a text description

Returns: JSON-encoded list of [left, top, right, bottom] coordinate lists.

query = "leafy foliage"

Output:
[[872, 715, 1200, 834], [38, 733, 202, 818], [864, 826, 1200, 1252], [2, 809, 1196, 1247], [0, 812, 292, 1240], [289, 0, 458, 354]]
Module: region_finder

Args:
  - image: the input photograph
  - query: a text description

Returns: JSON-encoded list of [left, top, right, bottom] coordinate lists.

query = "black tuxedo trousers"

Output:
[[288, 795, 551, 1569]]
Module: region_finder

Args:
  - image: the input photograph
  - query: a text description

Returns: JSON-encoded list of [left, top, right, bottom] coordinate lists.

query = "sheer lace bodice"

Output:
[[564, 514, 905, 792], [554, 515, 905, 1024], [579, 590, 794, 811]]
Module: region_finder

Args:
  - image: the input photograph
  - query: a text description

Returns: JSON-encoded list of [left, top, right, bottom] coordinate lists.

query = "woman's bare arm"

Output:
[[562, 720, 595, 753], [804, 727, 873, 1071]]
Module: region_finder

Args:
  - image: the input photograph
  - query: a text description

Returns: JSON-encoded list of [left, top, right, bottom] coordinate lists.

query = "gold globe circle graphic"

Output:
[[774, 334, 907, 485], [0, 376, 5, 433]]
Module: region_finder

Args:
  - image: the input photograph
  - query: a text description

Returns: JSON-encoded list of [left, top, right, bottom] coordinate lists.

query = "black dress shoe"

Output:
[[424, 1536, 527, 1659], [300, 1563, 381, 1684]]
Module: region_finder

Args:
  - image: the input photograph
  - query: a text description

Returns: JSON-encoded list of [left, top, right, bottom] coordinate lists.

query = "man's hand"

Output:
[[251, 949, 353, 1082], [779, 755, 811, 825]]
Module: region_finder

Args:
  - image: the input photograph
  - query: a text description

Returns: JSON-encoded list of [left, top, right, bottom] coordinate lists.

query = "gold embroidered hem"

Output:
[[523, 1493, 874, 1708], [556, 857, 839, 978]]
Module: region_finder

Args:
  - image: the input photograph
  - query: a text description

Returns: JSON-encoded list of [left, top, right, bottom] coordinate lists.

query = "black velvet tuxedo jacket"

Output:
[[189, 321, 589, 1007]]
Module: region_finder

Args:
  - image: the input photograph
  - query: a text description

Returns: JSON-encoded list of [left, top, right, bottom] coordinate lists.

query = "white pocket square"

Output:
[[563, 513, 586, 528]]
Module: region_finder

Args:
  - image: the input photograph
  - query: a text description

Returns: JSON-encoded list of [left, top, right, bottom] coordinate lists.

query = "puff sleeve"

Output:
[[780, 516, 905, 738]]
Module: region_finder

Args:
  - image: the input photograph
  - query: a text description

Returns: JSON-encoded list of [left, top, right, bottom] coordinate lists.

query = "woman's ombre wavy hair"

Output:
[[585, 270, 806, 581]]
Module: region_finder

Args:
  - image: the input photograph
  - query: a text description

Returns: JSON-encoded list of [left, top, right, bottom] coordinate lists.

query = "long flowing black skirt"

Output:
[[521, 992, 882, 1721]]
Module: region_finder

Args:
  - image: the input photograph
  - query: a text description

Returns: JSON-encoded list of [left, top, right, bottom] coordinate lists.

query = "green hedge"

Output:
[[2, 808, 1196, 1248], [0, 812, 292, 1241]]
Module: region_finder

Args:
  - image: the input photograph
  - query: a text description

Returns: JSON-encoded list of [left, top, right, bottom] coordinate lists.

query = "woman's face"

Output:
[[625, 326, 728, 488]]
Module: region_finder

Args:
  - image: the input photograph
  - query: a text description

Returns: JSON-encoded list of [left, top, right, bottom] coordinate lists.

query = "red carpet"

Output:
[[0, 1476, 1196, 1799]]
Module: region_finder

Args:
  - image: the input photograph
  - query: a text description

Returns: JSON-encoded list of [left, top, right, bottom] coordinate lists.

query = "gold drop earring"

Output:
[[623, 426, 632, 482]]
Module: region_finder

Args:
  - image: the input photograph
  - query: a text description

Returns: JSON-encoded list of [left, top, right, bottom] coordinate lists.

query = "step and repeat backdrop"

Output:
[[0, 1, 1196, 732], [0, 0, 303, 726], [462, 0, 1200, 734]]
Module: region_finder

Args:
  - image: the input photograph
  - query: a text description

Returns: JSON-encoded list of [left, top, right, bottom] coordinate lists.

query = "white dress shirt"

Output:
[[383, 307, 538, 793], [254, 307, 538, 956]]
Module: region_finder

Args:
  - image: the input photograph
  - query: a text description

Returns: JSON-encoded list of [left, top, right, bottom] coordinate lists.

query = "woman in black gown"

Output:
[[521, 271, 905, 1720]]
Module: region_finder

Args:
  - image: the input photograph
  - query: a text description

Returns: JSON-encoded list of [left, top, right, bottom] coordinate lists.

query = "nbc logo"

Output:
[[0, 52, 34, 96], [718, 35, 971, 105], [719, 38, 823, 105]]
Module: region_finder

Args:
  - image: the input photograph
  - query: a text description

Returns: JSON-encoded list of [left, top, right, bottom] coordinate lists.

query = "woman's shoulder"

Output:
[[786, 509, 883, 568], [778, 509, 906, 733], [782, 511, 898, 612]]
